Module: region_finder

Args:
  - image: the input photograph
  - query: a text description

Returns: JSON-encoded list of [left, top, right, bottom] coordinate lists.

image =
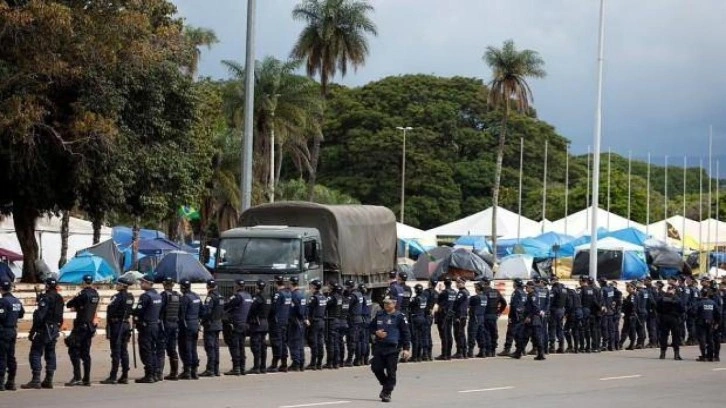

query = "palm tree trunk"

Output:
[[275, 142, 283, 188], [131, 217, 140, 270], [92, 216, 102, 244], [491, 104, 510, 262], [13, 206, 39, 283], [306, 135, 321, 201], [269, 125, 276, 203], [58, 210, 70, 269]]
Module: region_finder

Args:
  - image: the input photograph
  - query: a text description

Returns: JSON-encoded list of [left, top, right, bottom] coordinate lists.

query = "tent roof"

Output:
[[575, 236, 644, 252], [647, 216, 701, 242], [396, 222, 437, 245], [700, 219, 726, 244], [427, 206, 539, 238], [606, 228, 649, 246], [548, 207, 646, 236]]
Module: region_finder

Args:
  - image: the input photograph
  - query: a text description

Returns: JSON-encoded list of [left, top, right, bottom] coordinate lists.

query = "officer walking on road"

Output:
[[0, 280, 24, 391], [132, 275, 162, 383], [158, 277, 181, 381], [21, 278, 64, 390], [656, 285, 684, 360], [288, 276, 307, 371], [306, 279, 327, 370], [369, 296, 411, 403], [65, 274, 99, 386], [200, 279, 223, 377], [178, 279, 203, 380], [223, 279, 252, 375], [101, 277, 134, 385], [247, 280, 270, 375]]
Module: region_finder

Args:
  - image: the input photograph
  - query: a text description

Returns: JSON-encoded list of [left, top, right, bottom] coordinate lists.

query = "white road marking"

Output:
[[599, 374, 642, 381], [712, 368, 726, 371], [279, 401, 351, 408], [458, 386, 515, 393]]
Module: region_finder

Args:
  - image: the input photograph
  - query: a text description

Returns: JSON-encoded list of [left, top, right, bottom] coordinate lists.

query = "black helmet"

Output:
[[429, 278, 438, 285], [414, 284, 423, 293], [480, 277, 491, 284], [344, 279, 355, 288], [274, 275, 285, 285], [334, 284, 343, 292], [162, 277, 175, 286], [206, 279, 217, 288], [289, 276, 300, 285], [388, 271, 397, 279], [358, 283, 368, 293], [180, 279, 192, 290], [443, 277, 452, 286], [82, 274, 93, 284], [235, 279, 245, 287], [513, 278, 523, 288], [475, 281, 485, 291], [398, 271, 408, 281], [310, 279, 322, 289], [44, 278, 58, 288], [256, 279, 266, 290], [0, 280, 11, 291]]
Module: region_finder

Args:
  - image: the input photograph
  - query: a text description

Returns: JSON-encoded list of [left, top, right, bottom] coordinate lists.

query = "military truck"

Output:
[[214, 202, 397, 298]]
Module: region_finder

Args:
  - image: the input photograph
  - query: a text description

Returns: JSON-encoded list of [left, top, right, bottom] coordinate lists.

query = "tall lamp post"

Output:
[[241, 0, 257, 213], [589, 0, 606, 280], [397, 126, 413, 224]]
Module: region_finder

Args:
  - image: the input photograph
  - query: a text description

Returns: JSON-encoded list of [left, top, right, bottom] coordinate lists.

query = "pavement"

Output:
[[2, 321, 725, 407]]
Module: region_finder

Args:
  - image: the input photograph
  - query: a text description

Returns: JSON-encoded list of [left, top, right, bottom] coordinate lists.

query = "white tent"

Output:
[[548, 207, 646, 236], [0, 214, 112, 272], [396, 222, 437, 248], [647, 216, 701, 245], [497, 254, 535, 279], [427, 206, 540, 239], [700, 218, 726, 247], [575, 236, 644, 252]]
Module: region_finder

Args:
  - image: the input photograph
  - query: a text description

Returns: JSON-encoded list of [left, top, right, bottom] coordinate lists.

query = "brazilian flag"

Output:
[[179, 205, 200, 221]]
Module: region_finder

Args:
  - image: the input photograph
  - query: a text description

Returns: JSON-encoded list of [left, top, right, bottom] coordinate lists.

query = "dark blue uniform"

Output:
[[307, 291, 327, 369], [579, 286, 600, 352], [345, 289, 364, 365], [158, 289, 181, 378], [201, 290, 224, 375], [467, 291, 487, 357], [105, 290, 134, 380], [369, 309, 411, 398], [179, 291, 203, 374], [66, 287, 99, 383], [564, 287, 583, 352], [483, 286, 506, 356], [409, 292, 427, 361], [28, 290, 63, 380], [420, 287, 436, 360], [338, 291, 351, 366], [536, 286, 551, 352], [388, 283, 404, 311], [453, 287, 469, 357], [600, 284, 616, 351], [0, 292, 24, 387], [248, 292, 270, 372], [516, 289, 544, 359], [656, 293, 684, 357], [550, 283, 568, 351], [224, 289, 252, 372], [435, 287, 456, 359], [133, 288, 162, 380], [269, 287, 291, 367], [502, 287, 527, 353], [325, 292, 342, 368], [288, 287, 307, 368], [696, 297, 720, 361], [358, 291, 373, 363]]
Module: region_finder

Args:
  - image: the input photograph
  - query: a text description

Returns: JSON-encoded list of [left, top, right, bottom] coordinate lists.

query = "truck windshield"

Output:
[[217, 238, 301, 270]]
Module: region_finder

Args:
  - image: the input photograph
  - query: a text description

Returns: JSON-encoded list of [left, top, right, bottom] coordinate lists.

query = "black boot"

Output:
[[509, 349, 523, 359], [246, 366, 261, 375], [134, 373, 155, 384], [497, 348, 511, 357], [190, 367, 199, 380], [5, 373, 16, 391], [534, 349, 546, 361], [267, 358, 279, 373], [674, 349, 682, 361], [278, 359, 288, 373], [100, 375, 117, 385], [165, 359, 179, 381], [659, 349, 666, 360], [21, 371, 42, 390], [198, 369, 215, 377], [118, 371, 129, 385], [178, 367, 192, 380], [41, 371, 54, 389], [224, 365, 242, 376], [0, 375, 4, 392], [82, 363, 92, 386]]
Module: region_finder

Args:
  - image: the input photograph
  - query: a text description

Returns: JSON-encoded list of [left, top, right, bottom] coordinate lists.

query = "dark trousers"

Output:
[[29, 325, 58, 374], [250, 331, 267, 369], [647, 314, 659, 346], [687, 314, 697, 342], [288, 320, 305, 366], [542, 313, 550, 348], [453, 317, 467, 355], [411, 315, 427, 359], [371, 345, 399, 394], [437, 317, 453, 357], [550, 308, 565, 346], [483, 315, 498, 354], [620, 315, 638, 345], [178, 327, 199, 369], [524, 324, 544, 353], [503, 317, 517, 349], [659, 318, 681, 351], [601, 314, 615, 349], [565, 314, 582, 350], [270, 323, 289, 361], [697, 323, 715, 359], [325, 320, 340, 366], [467, 316, 485, 353], [108, 322, 131, 377], [0, 330, 17, 378], [138, 324, 160, 377], [203, 330, 220, 373], [227, 330, 247, 369], [422, 316, 433, 356], [337, 321, 349, 364], [345, 321, 359, 363], [357, 320, 371, 362], [579, 309, 592, 350], [157, 325, 178, 375], [67, 326, 93, 380], [309, 320, 325, 366], [591, 314, 601, 350]]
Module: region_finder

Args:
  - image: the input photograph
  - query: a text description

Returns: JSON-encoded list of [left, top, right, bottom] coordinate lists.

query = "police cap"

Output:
[[274, 275, 285, 285], [180, 279, 192, 289], [44, 278, 58, 288], [139, 274, 154, 284], [256, 279, 266, 289], [289, 276, 300, 285], [82, 274, 94, 284], [163, 277, 175, 286], [206, 279, 217, 288], [0, 280, 11, 291], [235, 279, 246, 287], [117, 277, 132, 286], [310, 279, 322, 289], [513, 278, 523, 287]]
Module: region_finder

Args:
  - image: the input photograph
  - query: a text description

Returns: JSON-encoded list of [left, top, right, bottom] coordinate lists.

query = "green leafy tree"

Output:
[[483, 40, 545, 258], [290, 0, 377, 200]]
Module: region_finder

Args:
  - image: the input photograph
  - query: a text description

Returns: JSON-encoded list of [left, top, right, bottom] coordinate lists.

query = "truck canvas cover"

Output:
[[239, 202, 396, 276]]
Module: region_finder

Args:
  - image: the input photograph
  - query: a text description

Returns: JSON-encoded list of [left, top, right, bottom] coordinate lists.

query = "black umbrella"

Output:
[[432, 248, 494, 281]]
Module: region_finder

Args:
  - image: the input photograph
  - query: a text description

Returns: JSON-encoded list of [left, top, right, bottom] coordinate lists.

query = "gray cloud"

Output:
[[172, 0, 726, 169]]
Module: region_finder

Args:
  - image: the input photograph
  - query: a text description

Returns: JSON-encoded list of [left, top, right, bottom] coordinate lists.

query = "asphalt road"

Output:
[[2, 330, 724, 407]]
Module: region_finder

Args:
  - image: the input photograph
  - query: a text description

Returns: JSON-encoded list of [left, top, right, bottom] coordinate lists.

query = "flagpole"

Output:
[[587, 146, 591, 231], [627, 151, 632, 227], [607, 147, 611, 230], [708, 126, 713, 258], [518, 137, 524, 242], [565, 144, 570, 236], [542, 139, 548, 233], [699, 157, 704, 251], [589, 0, 606, 280], [682, 156, 687, 254], [646, 152, 651, 235], [716, 160, 720, 253], [664, 155, 669, 242]]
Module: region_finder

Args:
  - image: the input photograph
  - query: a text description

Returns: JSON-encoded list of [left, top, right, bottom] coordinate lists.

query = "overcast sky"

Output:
[[172, 0, 726, 170]]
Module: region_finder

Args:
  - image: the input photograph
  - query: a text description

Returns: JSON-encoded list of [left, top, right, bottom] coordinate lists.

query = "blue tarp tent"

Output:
[[137, 238, 181, 256], [557, 228, 609, 258], [112, 227, 167, 248], [533, 232, 575, 247], [710, 252, 726, 268], [518, 237, 553, 259], [153, 251, 213, 283], [398, 238, 427, 259], [571, 237, 648, 280], [121, 247, 147, 271], [59, 253, 116, 284], [606, 228, 649, 246], [454, 236, 489, 251]]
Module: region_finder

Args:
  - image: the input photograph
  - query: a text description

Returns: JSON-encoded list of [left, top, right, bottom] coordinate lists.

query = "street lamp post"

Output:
[[397, 126, 413, 224], [241, 0, 257, 213], [589, 0, 606, 280]]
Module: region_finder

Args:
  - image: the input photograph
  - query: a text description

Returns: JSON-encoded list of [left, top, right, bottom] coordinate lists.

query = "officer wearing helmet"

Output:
[[420, 279, 437, 361], [325, 283, 343, 369], [65, 274, 100, 386], [387, 271, 403, 311], [268, 275, 291, 373], [178, 279, 203, 380], [357, 283, 373, 365], [344, 280, 363, 366], [22, 277, 64, 390], [467, 281, 487, 358], [398, 272, 413, 318], [200, 279, 224, 377], [499, 278, 526, 357], [481, 277, 506, 357], [288, 276, 307, 371], [247, 280, 270, 374], [306, 279, 327, 370], [435, 277, 456, 360], [158, 277, 181, 381], [409, 284, 427, 362], [223, 279, 252, 375], [0, 279, 24, 391], [132, 274, 162, 383], [100, 277, 135, 385]]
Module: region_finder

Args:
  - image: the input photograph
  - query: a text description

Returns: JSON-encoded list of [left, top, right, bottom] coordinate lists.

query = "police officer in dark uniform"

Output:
[[65, 274, 99, 386], [325, 283, 342, 369], [467, 281, 487, 358], [269, 275, 291, 373], [550, 278, 568, 353], [158, 277, 181, 381], [369, 296, 411, 403], [656, 285, 684, 360], [481, 277, 506, 357], [387, 272, 403, 311], [223, 279, 252, 375], [0, 280, 24, 391], [178, 279, 203, 379], [611, 281, 623, 350], [132, 275, 162, 383], [306, 279, 327, 370], [338, 284, 351, 367], [358, 283, 373, 365], [247, 280, 270, 374], [452, 278, 469, 359], [564, 284, 582, 353], [344, 280, 362, 367], [398, 272, 413, 320], [200, 279, 223, 377], [512, 281, 545, 360], [499, 278, 526, 357], [685, 277, 699, 345], [101, 277, 135, 385], [635, 281, 653, 349], [695, 289, 720, 362], [598, 277, 616, 351], [620, 282, 640, 350], [21, 278, 63, 390], [409, 284, 427, 362], [578, 277, 600, 353], [643, 277, 659, 347], [288, 276, 307, 371]]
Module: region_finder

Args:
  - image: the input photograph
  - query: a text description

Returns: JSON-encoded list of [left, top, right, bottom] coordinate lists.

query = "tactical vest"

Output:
[[361, 294, 372, 320], [0, 294, 23, 328], [108, 291, 134, 319], [423, 289, 436, 315], [698, 299, 716, 324], [204, 291, 224, 331], [484, 288, 500, 315], [340, 293, 351, 320], [400, 285, 412, 313], [73, 288, 100, 325], [273, 289, 292, 324], [311, 292, 327, 320], [182, 292, 202, 329], [349, 290, 363, 323], [454, 289, 469, 318], [162, 290, 181, 324], [140, 289, 162, 323], [327, 293, 342, 319], [230, 291, 253, 327], [469, 293, 487, 317], [553, 285, 568, 308], [411, 295, 427, 317]]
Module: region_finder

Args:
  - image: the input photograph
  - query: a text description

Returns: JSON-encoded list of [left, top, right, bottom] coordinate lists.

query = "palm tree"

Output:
[[184, 26, 219, 80], [483, 40, 546, 260], [290, 0, 377, 200], [222, 57, 323, 202]]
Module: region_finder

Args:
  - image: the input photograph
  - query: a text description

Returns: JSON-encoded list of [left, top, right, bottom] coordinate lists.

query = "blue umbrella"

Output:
[[112, 226, 166, 248], [59, 253, 116, 284], [153, 251, 213, 283]]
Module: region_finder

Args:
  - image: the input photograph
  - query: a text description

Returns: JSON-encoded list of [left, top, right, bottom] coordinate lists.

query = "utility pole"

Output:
[[240, 0, 257, 213]]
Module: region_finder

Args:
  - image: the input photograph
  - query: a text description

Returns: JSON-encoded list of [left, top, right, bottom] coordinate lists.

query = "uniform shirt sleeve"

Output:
[[398, 313, 411, 350]]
